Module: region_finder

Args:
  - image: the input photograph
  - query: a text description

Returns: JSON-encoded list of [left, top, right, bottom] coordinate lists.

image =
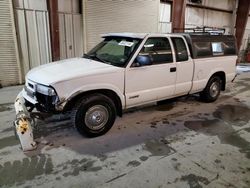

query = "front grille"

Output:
[[25, 80, 58, 112], [36, 92, 57, 112]]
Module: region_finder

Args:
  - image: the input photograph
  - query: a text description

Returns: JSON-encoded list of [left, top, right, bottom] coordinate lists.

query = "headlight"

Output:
[[36, 84, 56, 96]]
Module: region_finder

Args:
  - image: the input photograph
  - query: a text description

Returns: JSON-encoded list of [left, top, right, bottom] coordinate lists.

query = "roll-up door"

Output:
[[0, 0, 21, 87], [84, 0, 159, 51]]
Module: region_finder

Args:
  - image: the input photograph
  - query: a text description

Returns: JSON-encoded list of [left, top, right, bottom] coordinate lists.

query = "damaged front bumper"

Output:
[[14, 91, 37, 151]]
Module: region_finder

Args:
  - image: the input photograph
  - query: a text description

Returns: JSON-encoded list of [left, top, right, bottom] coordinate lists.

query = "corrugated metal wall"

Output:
[[13, 0, 51, 80], [83, 0, 159, 51], [0, 0, 21, 87]]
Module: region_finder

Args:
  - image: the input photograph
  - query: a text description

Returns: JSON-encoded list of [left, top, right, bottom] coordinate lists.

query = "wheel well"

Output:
[[210, 71, 226, 91], [64, 89, 123, 117]]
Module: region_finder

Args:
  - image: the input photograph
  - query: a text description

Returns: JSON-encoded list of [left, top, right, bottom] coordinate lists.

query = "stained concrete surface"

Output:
[[0, 73, 250, 188]]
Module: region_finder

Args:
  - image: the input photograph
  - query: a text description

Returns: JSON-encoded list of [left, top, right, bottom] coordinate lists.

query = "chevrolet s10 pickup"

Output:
[[14, 32, 237, 150]]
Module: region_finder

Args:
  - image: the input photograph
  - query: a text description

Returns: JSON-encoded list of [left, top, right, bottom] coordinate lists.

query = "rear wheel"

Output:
[[200, 76, 221, 102], [71, 94, 116, 137]]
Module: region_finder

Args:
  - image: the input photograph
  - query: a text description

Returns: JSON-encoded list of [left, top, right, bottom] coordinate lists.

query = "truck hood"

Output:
[[27, 58, 121, 85]]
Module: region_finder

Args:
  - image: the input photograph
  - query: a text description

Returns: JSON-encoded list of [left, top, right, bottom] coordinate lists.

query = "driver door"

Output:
[[125, 37, 177, 108]]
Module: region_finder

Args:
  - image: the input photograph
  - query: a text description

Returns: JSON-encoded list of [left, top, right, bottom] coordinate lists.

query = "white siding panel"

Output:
[[65, 14, 74, 58], [46, 12, 52, 62], [72, 0, 80, 13], [15, 10, 30, 76], [159, 3, 171, 22], [23, 0, 47, 11], [204, 10, 231, 28], [185, 7, 204, 27], [242, 18, 250, 51], [0, 0, 21, 86], [58, 0, 72, 13], [18, 9, 51, 70], [204, 0, 234, 10], [59, 13, 83, 59], [13, 0, 24, 8], [25, 10, 40, 68], [158, 22, 172, 33], [36, 11, 51, 65], [158, 3, 172, 33], [185, 6, 232, 34], [84, 0, 159, 51], [73, 15, 83, 57], [59, 14, 67, 59], [246, 18, 250, 30]]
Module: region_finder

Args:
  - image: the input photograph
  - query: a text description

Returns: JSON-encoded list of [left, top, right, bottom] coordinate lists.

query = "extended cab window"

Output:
[[171, 37, 188, 62], [138, 37, 173, 65], [223, 42, 237, 55], [193, 42, 212, 58]]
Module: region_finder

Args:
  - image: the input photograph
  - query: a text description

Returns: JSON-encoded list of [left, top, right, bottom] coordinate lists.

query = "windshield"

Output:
[[83, 37, 141, 67]]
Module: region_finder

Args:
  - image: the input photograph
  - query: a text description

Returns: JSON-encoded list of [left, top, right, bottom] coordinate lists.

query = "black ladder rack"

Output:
[[174, 26, 226, 35]]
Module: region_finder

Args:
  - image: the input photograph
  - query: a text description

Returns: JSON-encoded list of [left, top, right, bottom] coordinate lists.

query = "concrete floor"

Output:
[[0, 72, 250, 188]]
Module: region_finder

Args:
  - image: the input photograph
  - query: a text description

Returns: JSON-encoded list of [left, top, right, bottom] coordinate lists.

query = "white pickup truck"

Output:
[[16, 33, 237, 138]]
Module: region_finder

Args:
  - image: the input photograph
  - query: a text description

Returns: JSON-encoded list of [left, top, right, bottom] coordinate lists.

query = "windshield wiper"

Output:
[[83, 53, 110, 64], [83, 53, 93, 59]]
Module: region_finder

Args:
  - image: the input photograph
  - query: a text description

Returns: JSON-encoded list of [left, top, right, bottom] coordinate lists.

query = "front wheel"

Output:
[[200, 76, 221, 102], [71, 94, 116, 137]]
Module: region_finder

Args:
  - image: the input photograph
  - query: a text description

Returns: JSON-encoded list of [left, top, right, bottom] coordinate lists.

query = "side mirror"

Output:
[[135, 55, 152, 66]]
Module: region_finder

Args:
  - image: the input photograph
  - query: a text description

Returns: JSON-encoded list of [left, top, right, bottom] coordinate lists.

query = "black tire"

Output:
[[71, 94, 116, 137], [200, 76, 221, 102]]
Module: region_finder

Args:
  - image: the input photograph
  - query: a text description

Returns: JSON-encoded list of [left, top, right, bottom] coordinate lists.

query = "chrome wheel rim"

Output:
[[85, 105, 109, 130], [209, 81, 220, 98]]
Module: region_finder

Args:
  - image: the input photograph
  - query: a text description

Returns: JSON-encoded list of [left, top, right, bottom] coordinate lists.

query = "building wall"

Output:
[[13, 0, 83, 86], [58, 0, 83, 59], [186, 0, 235, 34], [159, 0, 250, 61], [159, 0, 235, 34], [83, 0, 159, 51], [0, 0, 21, 87], [241, 16, 250, 52], [13, 0, 51, 82], [185, 7, 233, 34]]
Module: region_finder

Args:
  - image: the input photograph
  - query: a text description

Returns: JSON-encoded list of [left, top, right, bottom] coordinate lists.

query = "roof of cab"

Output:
[[101, 32, 190, 39], [101, 32, 236, 41], [101, 32, 149, 39]]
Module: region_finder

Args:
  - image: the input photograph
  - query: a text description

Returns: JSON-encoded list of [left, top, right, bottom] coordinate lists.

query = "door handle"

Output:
[[170, 67, 176, 72]]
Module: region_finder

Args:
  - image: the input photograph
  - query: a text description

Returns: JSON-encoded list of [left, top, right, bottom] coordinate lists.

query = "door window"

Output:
[[138, 37, 173, 65]]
